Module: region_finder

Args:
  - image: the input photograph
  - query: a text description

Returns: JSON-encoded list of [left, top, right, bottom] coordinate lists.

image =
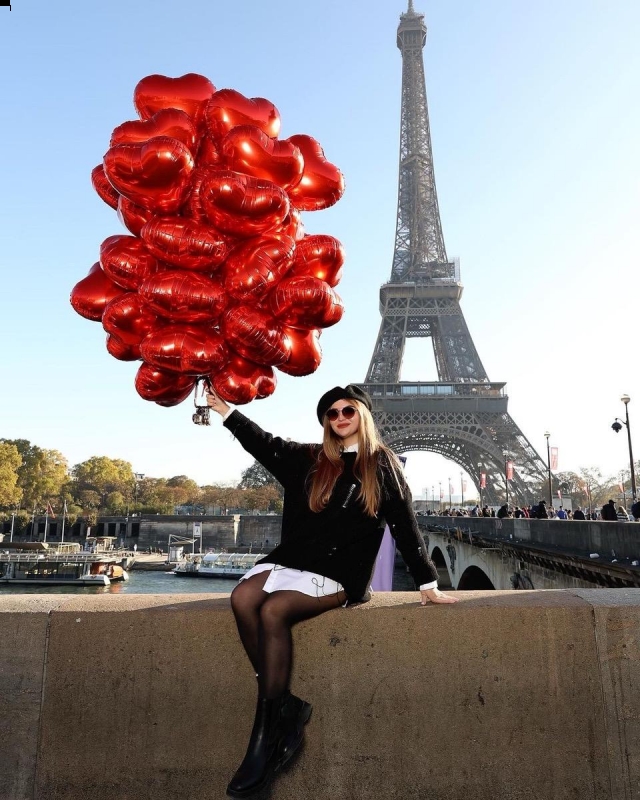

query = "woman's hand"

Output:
[[420, 588, 459, 605], [205, 387, 231, 417]]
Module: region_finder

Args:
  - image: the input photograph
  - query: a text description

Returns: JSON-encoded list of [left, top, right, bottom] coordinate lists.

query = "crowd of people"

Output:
[[420, 498, 640, 522]]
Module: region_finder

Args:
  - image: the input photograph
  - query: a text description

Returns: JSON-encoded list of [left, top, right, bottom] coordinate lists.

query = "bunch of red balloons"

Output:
[[70, 73, 345, 407]]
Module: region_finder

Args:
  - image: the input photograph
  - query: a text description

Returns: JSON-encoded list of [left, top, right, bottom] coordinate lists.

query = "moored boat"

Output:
[[173, 552, 266, 579], [0, 542, 129, 586]]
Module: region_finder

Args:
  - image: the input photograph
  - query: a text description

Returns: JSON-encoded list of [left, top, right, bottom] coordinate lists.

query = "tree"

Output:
[[1, 439, 68, 510], [200, 484, 244, 514], [72, 456, 135, 513], [0, 442, 22, 507], [166, 475, 201, 507], [239, 461, 284, 499]]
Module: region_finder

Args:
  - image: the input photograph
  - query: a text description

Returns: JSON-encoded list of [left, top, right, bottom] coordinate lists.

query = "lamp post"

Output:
[[502, 450, 509, 508], [133, 472, 145, 512], [612, 395, 636, 502], [448, 477, 452, 508], [431, 485, 435, 512], [438, 481, 442, 513], [460, 471, 464, 508], [544, 432, 553, 508], [477, 461, 483, 508]]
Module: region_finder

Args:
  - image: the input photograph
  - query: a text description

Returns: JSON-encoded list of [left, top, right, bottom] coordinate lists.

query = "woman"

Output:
[[206, 384, 457, 798]]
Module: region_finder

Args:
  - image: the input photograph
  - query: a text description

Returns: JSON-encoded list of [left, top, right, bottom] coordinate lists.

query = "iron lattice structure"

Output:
[[359, 2, 547, 506]]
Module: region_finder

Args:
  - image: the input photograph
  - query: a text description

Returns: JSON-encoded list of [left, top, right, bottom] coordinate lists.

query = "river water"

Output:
[[0, 570, 233, 595], [0, 566, 416, 595]]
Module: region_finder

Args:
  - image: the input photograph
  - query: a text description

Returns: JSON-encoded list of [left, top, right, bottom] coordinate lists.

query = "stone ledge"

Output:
[[0, 589, 638, 800]]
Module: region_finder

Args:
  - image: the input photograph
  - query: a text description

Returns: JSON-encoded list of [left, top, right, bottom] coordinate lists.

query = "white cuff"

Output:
[[419, 581, 438, 591], [221, 407, 234, 422]]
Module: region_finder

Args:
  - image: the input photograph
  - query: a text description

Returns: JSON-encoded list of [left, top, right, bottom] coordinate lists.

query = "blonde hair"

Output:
[[308, 399, 403, 516]]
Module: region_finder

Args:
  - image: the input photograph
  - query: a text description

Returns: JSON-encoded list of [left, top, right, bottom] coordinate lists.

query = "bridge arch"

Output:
[[457, 565, 495, 590], [430, 545, 452, 589]]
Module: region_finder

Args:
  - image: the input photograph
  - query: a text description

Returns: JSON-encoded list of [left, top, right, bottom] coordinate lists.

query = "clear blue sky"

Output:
[[1, 0, 638, 500]]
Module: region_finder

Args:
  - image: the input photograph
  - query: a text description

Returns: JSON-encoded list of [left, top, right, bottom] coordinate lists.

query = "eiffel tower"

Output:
[[358, 1, 547, 506]]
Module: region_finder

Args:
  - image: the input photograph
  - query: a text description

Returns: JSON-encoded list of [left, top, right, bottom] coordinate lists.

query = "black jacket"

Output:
[[601, 502, 618, 521], [224, 411, 438, 602]]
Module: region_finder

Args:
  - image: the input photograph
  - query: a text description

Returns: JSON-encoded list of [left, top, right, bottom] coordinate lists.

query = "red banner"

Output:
[[550, 447, 558, 471], [506, 461, 514, 480], [480, 473, 486, 489]]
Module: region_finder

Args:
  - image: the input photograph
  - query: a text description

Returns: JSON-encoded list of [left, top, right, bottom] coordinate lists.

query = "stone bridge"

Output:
[[419, 516, 640, 591]]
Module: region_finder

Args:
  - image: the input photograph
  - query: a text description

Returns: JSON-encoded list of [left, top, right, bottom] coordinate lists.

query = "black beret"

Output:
[[316, 384, 373, 424]]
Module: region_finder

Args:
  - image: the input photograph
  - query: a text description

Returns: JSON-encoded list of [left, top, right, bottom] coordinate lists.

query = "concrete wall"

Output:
[[1, 589, 639, 800]]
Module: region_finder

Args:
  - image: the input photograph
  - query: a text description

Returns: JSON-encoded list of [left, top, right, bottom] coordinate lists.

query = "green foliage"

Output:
[[0, 442, 22, 507], [239, 460, 284, 498], [1, 439, 68, 509]]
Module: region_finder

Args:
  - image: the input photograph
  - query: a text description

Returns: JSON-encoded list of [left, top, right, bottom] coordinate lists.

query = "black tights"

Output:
[[230, 571, 346, 699]]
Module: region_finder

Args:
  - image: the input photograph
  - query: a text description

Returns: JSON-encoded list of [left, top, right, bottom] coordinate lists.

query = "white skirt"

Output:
[[240, 562, 344, 599]]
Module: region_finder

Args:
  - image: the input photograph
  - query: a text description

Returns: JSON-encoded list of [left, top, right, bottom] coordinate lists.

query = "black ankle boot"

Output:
[[227, 694, 285, 799], [277, 691, 313, 769]]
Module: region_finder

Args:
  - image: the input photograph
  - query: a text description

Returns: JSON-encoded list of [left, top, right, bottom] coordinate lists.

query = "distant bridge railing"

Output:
[[419, 515, 640, 582]]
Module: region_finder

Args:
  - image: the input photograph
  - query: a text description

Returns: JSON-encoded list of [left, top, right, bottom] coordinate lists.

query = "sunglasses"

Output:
[[326, 405, 357, 422]]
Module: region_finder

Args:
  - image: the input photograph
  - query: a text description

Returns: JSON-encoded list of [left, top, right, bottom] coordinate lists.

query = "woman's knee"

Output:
[[230, 580, 263, 615], [259, 596, 290, 630]]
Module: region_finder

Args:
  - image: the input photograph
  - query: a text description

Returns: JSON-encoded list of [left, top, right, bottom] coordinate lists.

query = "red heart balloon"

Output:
[[140, 216, 228, 271], [211, 354, 276, 405], [106, 333, 140, 361], [221, 306, 291, 366], [286, 135, 345, 211], [221, 126, 303, 191], [117, 195, 154, 236], [275, 207, 305, 242], [135, 362, 195, 406], [205, 89, 280, 140], [100, 235, 164, 291], [91, 164, 120, 209], [197, 136, 222, 167], [269, 276, 344, 330], [70, 263, 124, 322], [140, 324, 228, 375], [134, 73, 216, 124], [102, 293, 162, 345], [222, 235, 295, 302], [290, 234, 344, 287], [103, 136, 194, 214], [199, 170, 289, 238], [182, 166, 216, 223], [139, 270, 227, 323], [277, 327, 322, 377], [110, 108, 198, 153]]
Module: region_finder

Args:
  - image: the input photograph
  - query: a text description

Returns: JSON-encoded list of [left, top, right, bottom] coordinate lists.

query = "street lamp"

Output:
[[612, 395, 637, 502], [448, 476, 452, 508], [133, 473, 145, 511], [477, 461, 483, 508], [438, 481, 442, 513], [544, 432, 553, 508], [460, 471, 464, 508], [502, 450, 510, 508]]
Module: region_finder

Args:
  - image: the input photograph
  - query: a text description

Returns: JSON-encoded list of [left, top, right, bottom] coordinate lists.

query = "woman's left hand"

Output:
[[420, 588, 459, 605]]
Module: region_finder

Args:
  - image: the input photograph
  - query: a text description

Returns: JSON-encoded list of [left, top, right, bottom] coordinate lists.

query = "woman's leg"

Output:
[[227, 588, 345, 797], [257, 589, 346, 699], [229, 572, 270, 673]]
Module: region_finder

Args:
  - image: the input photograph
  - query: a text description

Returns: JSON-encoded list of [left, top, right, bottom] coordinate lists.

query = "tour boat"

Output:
[[0, 543, 129, 586], [173, 552, 266, 579]]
